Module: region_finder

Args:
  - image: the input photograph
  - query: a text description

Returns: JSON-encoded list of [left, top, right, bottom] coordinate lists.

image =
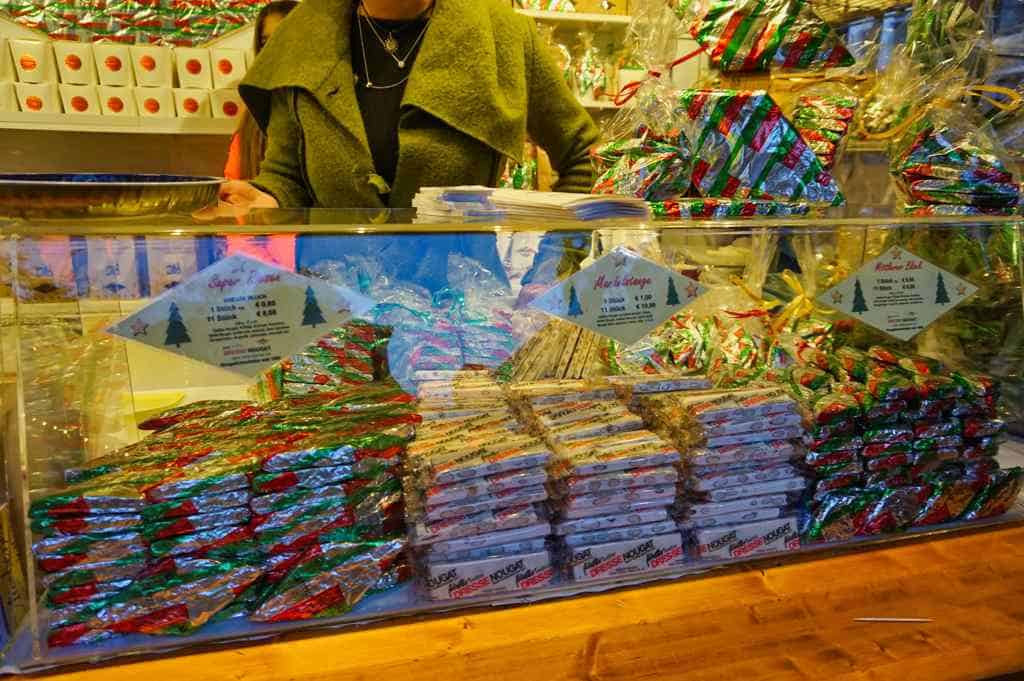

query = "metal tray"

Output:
[[0, 173, 221, 220]]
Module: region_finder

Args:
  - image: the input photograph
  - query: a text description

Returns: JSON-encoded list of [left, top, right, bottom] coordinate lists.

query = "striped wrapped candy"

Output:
[[688, 0, 855, 72], [676, 89, 844, 206]]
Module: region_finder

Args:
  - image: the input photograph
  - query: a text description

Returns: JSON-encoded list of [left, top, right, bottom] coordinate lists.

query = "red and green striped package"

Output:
[[142, 507, 252, 542], [147, 524, 256, 560], [256, 503, 404, 556], [250, 474, 400, 517], [687, 0, 855, 72], [42, 556, 148, 592], [251, 539, 404, 622], [791, 90, 859, 171], [32, 512, 143, 538], [34, 532, 146, 573], [890, 110, 1020, 211], [48, 561, 264, 646], [142, 488, 251, 523], [650, 197, 812, 219], [677, 89, 845, 206]]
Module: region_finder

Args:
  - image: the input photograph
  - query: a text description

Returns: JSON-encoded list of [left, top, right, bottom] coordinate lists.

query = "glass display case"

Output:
[[0, 209, 1021, 672]]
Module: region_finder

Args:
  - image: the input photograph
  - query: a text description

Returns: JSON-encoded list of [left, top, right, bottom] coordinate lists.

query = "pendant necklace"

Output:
[[359, 1, 432, 70], [356, 11, 411, 89]]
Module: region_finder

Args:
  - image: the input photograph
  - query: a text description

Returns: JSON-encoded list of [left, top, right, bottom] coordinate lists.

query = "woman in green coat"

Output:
[[222, 0, 601, 210]]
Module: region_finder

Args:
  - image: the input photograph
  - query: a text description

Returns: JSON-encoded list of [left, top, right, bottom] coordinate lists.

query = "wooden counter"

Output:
[[35, 523, 1024, 681]]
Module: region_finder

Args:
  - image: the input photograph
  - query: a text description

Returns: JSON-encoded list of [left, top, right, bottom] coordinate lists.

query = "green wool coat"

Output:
[[239, 0, 602, 209]]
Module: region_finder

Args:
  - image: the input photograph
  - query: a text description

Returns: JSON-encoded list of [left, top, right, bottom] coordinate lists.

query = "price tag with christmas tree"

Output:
[[530, 246, 706, 345], [109, 254, 374, 376], [816, 245, 977, 341]]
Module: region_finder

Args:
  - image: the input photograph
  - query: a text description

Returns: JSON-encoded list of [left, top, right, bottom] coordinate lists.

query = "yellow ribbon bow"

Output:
[[729, 270, 829, 336]]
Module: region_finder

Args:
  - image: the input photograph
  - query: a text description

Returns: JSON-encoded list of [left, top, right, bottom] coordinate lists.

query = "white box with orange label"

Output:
[[210, 48, 245, 89], [0, 38, 14, 82], [15, 82, 61, 113], [11, 40, 57, 84], [130, 45, 173, 88], [53, 41, 97, 85], [174, 47, 212, 89], [0, 82, 16, 112], [98, 85, 137, 116], [210, 88, 244, 120], [173, 88, 211, 118], [59, 84, 101, 115], [93, 43, 134, 86], [135, 87, 174, 118]]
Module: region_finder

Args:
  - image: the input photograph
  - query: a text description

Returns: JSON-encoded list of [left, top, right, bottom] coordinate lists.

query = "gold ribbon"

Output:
[[857, 83, 1023, 142], [729, 270, 828, 336]]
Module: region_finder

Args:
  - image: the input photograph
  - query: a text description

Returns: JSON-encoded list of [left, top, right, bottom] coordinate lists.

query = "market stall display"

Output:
[[29, 388, 416, 646]]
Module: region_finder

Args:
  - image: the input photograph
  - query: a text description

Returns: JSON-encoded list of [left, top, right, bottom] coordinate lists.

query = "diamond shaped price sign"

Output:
[[817, 246, 977, 341], [109, 255, 374, 377], [531, 246, 706, 345]]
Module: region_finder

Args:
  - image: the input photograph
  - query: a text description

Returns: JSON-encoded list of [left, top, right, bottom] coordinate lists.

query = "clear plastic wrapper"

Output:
[[560, 486, 676, 519], [426, 538, 550, 565], [425, 551, 555, 601], [688, 464, 802, 492], [420, 485, 549, 522], [683, 0, 854, 72], [684, 493, 791, 519], [566, 532, 685, 582], [549, 431, 680, 478], [677, 506, 782, 530], [425, 523, 552, 555], [410, 504, 543, 546], [691, 515, 801, 560], [695, 477, 807, 502], [557, 466, 679, 495], [423, 468, 550, 506], [686, 440, 799, 468], [552, 508, 670, 536], [562, 520, 679, 549]]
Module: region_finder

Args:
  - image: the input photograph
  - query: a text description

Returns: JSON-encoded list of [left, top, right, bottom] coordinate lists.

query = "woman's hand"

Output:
[[219, 180, 280, 209]]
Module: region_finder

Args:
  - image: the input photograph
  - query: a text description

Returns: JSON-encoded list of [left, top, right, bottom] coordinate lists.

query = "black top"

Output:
[[350, 8, 430, 192]]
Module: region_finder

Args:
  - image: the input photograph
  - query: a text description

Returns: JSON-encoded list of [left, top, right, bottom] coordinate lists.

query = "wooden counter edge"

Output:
[[25, 522, 1024, 681]]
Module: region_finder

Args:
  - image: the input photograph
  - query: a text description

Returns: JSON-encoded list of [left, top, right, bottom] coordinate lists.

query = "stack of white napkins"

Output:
[[413, 186, 650, 223]]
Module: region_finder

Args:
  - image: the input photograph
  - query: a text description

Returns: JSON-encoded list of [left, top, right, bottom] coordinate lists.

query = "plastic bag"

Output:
[[889, 104, 1020, 214], [682, 0, 855, 73]]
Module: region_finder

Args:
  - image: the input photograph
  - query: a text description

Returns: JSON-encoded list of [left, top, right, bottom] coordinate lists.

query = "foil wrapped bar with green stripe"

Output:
[[251, 539, 405, 622], [890, 110, 1020, 211], [791, 93, 859, 171], [649, 197, 812, 219], [687, 0, 855, 72], [676, 89, 845, 206]]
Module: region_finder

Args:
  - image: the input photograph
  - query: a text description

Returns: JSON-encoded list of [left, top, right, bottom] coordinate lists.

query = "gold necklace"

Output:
[[356, 11, 411, 89], [358, 1, 433, 70]]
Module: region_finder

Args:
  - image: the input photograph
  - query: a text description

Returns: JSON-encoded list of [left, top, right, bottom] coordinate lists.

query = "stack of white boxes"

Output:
[[2, 35, 248, 121], [0, 37, 15, 112]]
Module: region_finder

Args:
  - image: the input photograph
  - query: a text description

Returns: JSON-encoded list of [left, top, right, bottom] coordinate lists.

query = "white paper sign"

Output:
[[817, 246, 977, 341], [530, 246, 706, 345], [109, 254, 374, 376]]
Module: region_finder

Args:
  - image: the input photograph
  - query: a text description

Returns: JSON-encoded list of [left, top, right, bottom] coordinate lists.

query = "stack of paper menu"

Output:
[[413, 186, 650, 222]]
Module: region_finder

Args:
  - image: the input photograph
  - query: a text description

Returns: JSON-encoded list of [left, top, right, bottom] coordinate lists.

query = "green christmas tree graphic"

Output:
[[567, 284, 583, 317], [164, 302, 191, 347], [935, 272, 950, 305], [852, 278, 868, 314], [666, 277, 680, 306], [302, 286, 327, 327]]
